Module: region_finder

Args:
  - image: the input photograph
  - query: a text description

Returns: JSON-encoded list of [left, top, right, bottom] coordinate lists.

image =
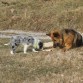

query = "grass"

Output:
[[0, 0, 83, 83], [0, 38, 83, 83], [0, 0, 83, 32]]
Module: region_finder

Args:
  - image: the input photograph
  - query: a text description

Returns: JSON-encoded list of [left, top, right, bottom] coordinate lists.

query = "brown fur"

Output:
[[46, 29, 83, 51]]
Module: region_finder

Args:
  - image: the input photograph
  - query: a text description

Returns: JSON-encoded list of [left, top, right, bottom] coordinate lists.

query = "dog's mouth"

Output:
[[53, 43, 63, 48], [53, 43, 58, 48]]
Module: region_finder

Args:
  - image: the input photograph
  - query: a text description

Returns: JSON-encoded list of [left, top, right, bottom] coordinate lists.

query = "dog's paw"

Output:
[[32, 49, 38, 52], [61, 47, 69, 52]]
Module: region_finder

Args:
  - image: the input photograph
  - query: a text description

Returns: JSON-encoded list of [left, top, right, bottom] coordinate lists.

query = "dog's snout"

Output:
[[53, 43, 57, 48], [56, 43, 60, 46], [53, 43, 60, 48]]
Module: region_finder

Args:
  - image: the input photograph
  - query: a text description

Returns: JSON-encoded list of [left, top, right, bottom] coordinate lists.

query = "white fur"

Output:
[[10, 50, 14, 55], [23, 44, 31, 54], [32, 48, 38, 52], [4, 43, 9, 46]]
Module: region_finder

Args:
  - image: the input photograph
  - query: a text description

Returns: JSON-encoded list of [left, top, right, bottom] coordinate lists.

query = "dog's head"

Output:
[[33, 38, 43, 51], [46, 30, 63, 48]]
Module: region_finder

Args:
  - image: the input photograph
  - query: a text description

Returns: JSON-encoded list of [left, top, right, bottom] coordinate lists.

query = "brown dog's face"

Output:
[[46, 30, 63, 48]]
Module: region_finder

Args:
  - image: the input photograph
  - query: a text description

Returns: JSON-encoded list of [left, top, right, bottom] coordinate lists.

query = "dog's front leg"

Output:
[[62, 43, 72, 52], [32, 48, 38, 52], [23, 44, 29, 54], [10, 45, 17, 55]]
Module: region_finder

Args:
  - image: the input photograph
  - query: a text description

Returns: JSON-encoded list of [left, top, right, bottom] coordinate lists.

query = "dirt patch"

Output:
[[0, 30, 51, 42]]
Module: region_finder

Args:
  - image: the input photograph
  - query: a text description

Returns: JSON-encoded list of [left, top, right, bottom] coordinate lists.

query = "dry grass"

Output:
[[0, 0, 83, 32], [0, 0, 83, 83], [0, 38, 83, 83]]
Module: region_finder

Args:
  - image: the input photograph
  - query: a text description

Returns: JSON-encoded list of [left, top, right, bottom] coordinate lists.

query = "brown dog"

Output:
[[46, 29, 83, 51]]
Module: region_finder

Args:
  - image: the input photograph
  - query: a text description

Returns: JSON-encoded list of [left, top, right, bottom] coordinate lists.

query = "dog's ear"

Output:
[[53, 32, 60, 38], [46, 33, 51, 36]]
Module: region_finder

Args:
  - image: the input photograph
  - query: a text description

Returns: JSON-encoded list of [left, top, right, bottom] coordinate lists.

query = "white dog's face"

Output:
[[33, 38, 43, 51]]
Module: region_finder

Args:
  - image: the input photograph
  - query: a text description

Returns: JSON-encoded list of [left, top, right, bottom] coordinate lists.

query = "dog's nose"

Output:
[[53, 43, 60, 48], [53, 43, 57, 48], [56, 43, 60, 46]]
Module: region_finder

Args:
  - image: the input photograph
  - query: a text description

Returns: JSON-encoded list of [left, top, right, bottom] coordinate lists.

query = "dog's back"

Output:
[[62, 29, 83, 47], [10, 36, 21, 46], [10, 35, 34, 45]]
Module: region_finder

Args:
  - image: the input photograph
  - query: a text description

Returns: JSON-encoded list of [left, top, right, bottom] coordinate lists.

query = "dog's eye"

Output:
[[53, 33, 60, 38]]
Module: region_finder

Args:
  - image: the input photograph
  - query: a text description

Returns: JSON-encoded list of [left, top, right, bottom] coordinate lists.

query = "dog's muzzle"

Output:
[[53, 43, 59, 48], [53, 43, 63, 48]]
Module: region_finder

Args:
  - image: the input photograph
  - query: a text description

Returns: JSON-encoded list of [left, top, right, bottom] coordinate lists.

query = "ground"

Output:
[[0, 0, 83, 32], [0, 32, 83, 83], [0, 0, 83, 83]]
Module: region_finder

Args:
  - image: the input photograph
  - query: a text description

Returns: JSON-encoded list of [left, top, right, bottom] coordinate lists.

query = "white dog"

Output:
[[4, 35, 43, 54]]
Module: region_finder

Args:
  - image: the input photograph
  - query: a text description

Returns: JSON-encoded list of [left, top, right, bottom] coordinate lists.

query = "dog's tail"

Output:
[[4, 43, 10, 46]]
